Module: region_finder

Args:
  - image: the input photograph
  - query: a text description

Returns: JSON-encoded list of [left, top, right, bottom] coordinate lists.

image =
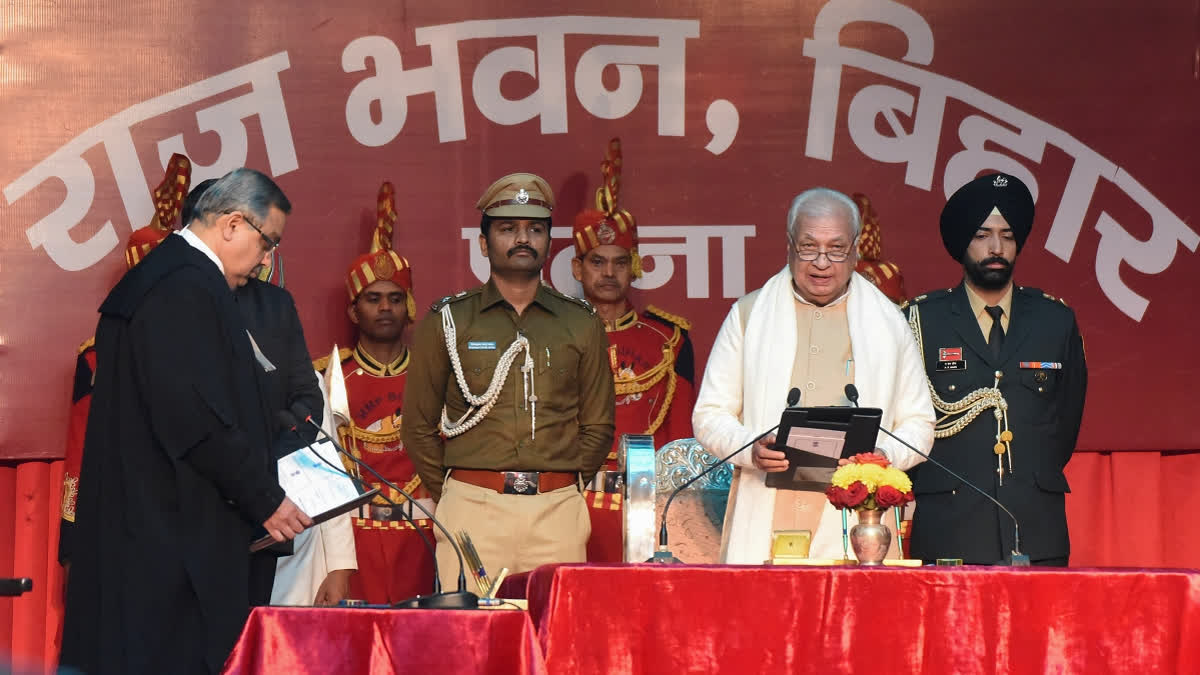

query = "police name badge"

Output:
[[936, 346, 966, 371], [468, 341, 498, 350]]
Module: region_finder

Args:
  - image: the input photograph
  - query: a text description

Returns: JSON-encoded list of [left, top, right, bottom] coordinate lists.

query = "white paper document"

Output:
[[276, 439, 363, 517], [783, 427, 846, 460]]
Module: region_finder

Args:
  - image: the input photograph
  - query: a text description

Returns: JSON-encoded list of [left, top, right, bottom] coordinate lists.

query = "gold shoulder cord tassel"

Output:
[[909, 306, 1014, 485]]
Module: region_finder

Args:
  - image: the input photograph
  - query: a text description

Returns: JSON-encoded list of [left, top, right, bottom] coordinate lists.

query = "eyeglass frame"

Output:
[[226, 209, 281, 253], [788, 235, 855, 263]]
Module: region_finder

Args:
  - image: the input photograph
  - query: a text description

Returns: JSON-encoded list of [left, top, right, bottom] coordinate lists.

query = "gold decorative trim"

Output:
[[313, 347, 354, 373], [645, 304, 692, 331], [61, 475, 79, 522], [353, 344, 409, 377], [76, 336, 96, 355], [603, 308, 638, 332]]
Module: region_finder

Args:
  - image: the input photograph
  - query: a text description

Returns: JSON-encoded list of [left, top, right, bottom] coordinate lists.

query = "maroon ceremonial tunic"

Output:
[[586, 306, 695, 562], [324, 345, 436, 603]]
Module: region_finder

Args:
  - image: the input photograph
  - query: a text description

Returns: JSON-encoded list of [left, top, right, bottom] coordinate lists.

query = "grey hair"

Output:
[[190, 168, 292, 227], [785, 188, 861, 243]]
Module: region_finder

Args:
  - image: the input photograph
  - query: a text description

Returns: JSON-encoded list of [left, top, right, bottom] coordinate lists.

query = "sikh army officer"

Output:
[[904, 172, 1087, 566]]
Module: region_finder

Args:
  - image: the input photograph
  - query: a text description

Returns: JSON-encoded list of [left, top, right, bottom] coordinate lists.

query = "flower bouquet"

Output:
[[825, 453, 914, 565], [825, 452, 914, 511]]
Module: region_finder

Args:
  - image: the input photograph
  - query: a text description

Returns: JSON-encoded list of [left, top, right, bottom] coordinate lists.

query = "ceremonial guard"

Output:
[[404, 172, 614, 585], [59, 153, 191, 569], [904, 172, 1087, 566], [851, 192, 908, 305], [570, 139, 695, 562], [317, 182, 435, 603]]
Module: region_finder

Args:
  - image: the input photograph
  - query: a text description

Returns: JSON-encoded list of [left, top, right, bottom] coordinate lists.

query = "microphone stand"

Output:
[[844, 385, 1029, 566], [280, 418, 442, 594], [295, 410, 480, 607], [650, 425, 781, 564]]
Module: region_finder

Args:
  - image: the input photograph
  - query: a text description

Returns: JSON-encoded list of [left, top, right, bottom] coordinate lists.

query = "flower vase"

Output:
[[850, 508, 891, 565]]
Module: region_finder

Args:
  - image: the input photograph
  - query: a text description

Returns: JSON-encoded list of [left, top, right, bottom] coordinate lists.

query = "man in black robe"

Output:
[[182, 177, 334, 605], [61, 168, 312, 674]]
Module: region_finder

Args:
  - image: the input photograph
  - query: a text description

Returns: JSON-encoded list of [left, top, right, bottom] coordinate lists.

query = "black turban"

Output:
[[939, 172, 1034, 261]]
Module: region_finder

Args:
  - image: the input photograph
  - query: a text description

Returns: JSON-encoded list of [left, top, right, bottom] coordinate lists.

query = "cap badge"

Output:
[[372, 254, 395, 279], [597, 222, 616, 244], [515, 188, 530, 205], [993, 175, 1008, 188]]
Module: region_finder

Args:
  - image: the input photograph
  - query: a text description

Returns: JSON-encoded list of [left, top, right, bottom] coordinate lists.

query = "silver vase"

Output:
[[850, 509, 891, 565]]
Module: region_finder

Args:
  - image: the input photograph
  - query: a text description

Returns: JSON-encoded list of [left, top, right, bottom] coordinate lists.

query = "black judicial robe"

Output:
[[236, 278, 323, 461], [61, 234, 285, 674], [904, 284, 1087, 564], [236, 278, 323, 605]]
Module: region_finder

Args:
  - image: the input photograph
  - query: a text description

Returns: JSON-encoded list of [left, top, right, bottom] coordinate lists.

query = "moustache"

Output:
[[979, 257, 1011, 268], [507, 246, 538, 258]]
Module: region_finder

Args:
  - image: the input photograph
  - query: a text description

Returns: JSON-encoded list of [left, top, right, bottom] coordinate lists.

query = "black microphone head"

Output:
[[844, 384, 859, 404], [276, 409, 299, 430], [289, 402, 314, 422], [786, 387, 802, 407]]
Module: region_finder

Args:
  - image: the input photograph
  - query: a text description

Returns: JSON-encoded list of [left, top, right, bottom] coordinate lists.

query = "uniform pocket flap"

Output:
[[911, 465, 962, 495], [1034, 470, 1071, 494]]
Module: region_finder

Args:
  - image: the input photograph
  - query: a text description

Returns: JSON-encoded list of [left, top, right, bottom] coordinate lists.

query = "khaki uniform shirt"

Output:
[[403, 280, 616, 499], [964, 283, 1013, 342]]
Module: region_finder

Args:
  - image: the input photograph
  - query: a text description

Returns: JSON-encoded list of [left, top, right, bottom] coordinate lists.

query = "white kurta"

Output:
[[692, 270, 934, 564], [271, 370, 358, 605]]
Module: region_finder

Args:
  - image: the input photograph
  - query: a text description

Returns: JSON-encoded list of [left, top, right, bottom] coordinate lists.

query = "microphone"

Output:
[[287, 404, 480, 608], [275, 410, 442, 594], [843, 384, 1029, 566], [0, 577, 33, 597], [650, 387, 802, 564]]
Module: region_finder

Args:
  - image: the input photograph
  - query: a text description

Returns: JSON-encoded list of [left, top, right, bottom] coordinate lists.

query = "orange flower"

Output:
[[851, 452, 890, 467]]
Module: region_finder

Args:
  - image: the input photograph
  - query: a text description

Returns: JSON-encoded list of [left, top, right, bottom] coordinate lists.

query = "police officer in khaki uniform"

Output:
[[403, 173, 615, 585], [904, 172, 1087, 566]]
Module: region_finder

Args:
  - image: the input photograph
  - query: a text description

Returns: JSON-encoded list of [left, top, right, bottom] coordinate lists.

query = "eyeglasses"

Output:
[[791, 240, 852, 263], [229, 210, 281, 253]]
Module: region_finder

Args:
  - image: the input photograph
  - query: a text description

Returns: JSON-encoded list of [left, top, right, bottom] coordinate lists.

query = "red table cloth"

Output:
[[222, 606, 546, 675], [521, 564, 1200, 674]]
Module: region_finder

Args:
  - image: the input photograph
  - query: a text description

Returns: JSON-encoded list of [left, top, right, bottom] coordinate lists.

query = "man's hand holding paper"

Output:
[[263, 496, 312, 542], [752, 433, 790, 472]]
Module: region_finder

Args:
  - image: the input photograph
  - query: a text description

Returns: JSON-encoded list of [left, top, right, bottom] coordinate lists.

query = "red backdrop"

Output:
[[1, 0, 1198, 671]]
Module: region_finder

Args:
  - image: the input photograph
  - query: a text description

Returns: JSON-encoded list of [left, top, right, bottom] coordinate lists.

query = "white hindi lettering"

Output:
[[802, 0, 1196, 321], [460, 225, 755, 299], [343, 17, 738, 154], [6, 52, 299, 272]]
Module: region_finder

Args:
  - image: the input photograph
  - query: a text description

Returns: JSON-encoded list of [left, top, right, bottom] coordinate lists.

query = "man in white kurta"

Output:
[[693, 188, 934, 564], [271, 374, 358, 605]]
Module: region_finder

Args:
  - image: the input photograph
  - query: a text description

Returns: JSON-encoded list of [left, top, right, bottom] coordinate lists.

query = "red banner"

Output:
[[1, 1, 1197, 459]]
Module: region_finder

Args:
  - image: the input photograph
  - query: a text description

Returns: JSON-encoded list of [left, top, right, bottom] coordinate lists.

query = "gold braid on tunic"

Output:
[[907, 304, 1015, 477], [338, 423, 423, 505], [610, 322, 682, 439]]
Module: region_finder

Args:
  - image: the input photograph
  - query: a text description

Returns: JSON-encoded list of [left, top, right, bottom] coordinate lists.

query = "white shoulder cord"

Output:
[[909, 304, 1013, 484], [438, 304, 537, 439]]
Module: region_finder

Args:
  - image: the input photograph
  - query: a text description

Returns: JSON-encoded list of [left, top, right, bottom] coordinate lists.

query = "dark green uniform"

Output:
[[403, 279, 616, 499], [904, 283, 1087, 564]]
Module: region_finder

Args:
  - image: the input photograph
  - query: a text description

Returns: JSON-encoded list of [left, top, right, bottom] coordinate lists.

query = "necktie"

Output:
[[985, 305, 1005, 359]]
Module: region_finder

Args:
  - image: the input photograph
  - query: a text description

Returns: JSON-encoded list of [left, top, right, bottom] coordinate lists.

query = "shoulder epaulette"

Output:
[[902, 288, 952, 310], [644, 305, 692, 331], [541, 283, 595, 314], [76, 336, 96, 355], [430, 287, 481, 312], [1016, 285, 1070, 308], [313, 346, 354, 373]]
